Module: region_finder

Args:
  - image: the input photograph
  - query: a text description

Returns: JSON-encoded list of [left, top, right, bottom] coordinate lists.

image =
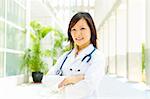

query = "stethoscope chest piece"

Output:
[[56, 69, 63, 76]]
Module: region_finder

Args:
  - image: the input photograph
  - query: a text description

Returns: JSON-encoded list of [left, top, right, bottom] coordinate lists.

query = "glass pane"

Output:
[[0, 52, 4, 77], [6, 53, 21, 76], [7, 0, 26, 27], [7, 0, 15, 24], [0, 0, 5, 17], [0, 21, 5, 48], [6, 24, 25, 50], [19, 8, 26, 27]]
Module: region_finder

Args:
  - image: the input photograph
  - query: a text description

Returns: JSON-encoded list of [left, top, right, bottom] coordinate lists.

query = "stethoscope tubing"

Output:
[[56, 47, 96, 76]]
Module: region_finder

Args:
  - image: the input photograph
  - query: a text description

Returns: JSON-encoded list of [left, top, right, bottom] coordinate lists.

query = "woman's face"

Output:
[[71, 18, 91, 47]]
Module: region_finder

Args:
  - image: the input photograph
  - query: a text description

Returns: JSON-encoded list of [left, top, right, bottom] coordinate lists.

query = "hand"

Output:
[[58, 85, 65, 91], [58, 74, 85, 88]]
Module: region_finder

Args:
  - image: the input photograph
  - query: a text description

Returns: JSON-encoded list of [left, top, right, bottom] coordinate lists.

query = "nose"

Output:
[[75, 30, 82, 36]]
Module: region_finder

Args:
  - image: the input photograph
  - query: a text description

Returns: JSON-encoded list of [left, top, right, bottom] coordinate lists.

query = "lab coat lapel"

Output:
[[67, 49, 76, 64], [75, 44, 94, 61], [67, 44, 94, 63]]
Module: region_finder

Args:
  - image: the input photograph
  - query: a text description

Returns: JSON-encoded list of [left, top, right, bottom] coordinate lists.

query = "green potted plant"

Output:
[[21, 21, 52, 83], [21, 20, 71, 83]]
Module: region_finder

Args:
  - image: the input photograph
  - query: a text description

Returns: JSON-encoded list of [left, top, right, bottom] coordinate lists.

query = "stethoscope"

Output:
[[55, 47, 96, 76]]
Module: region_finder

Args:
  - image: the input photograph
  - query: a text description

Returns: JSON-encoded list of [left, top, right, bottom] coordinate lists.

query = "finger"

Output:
[[58, 83, 63, 88], [58, 81, 65, 88], [59, 85, 65, 91]]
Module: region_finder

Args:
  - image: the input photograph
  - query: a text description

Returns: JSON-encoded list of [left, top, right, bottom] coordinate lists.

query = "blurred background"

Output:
[[0, 0, 150, 98]]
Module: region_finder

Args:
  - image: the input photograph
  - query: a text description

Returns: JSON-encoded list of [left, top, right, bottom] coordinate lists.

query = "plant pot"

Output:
[[32, 72, 43, 83]]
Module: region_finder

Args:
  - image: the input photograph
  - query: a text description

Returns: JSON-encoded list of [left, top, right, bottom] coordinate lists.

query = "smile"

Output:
[[75, 38, 84, 41]]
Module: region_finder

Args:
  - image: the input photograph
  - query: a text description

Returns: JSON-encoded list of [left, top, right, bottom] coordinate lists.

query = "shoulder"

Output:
[[53, 50, 72, 67], [56, 50, 72, 63], [91, 49, 105, 63], [93, 49, 105, 59], [59, 50, 71, 59]]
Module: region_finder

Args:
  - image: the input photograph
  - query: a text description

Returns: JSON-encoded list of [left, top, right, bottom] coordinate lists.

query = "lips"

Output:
[[75, 38, 84, 41]]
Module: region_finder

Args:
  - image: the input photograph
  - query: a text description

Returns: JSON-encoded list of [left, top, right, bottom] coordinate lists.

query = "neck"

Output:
[[77, 41, 91, 53]]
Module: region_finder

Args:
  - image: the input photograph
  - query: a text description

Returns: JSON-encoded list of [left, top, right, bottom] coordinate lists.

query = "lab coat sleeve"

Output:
[[48, 51, 69, 75], [64, 50, 106, 98]]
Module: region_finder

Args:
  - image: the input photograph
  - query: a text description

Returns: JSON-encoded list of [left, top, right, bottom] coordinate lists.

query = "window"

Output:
[[0, 21, 5, 48], [0, 0, 5, 18], [7, 0, 26, 27], [0, 21, 4, 77], [0, 52, 4, 77], [0, 0, 27, 77], [6, 53, 22, 76], [6, 24, 25, 50]]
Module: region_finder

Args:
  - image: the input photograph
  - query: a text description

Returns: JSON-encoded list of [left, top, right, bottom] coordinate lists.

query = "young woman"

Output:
[[51, 12, 106, 99]]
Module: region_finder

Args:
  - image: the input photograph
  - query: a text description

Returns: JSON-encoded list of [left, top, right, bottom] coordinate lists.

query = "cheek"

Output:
[[84, 31, 91, 40], [71, 33, 75, 40]]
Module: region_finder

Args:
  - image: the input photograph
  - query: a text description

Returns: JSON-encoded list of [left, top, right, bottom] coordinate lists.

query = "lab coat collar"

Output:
[[68, 44, 95, 60]]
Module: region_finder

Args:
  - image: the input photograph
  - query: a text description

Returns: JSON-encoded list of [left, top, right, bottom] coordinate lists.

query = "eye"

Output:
[[81, 27, 85, 30], [71, 28, 76, 31]]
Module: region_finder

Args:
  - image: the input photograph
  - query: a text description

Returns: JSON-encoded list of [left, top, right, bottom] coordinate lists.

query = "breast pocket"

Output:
[[72, 61, 90, 75]]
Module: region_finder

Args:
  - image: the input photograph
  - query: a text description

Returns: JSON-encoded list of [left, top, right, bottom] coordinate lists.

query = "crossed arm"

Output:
[[58, 74, 85, 88]]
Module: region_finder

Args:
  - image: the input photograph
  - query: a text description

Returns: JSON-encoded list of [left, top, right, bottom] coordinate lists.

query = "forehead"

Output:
[[72, 18, 88, 28]]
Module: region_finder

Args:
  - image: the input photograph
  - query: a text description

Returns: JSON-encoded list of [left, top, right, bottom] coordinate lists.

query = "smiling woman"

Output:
[[49, 12, 106, 99], [70, 18, 91, 55]]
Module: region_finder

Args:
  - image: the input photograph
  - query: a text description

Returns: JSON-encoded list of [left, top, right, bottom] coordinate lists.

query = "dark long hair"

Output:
[[67, 12, 97, 49]]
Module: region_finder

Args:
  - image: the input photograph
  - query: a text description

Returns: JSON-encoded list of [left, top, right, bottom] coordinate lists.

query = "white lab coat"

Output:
[[50, 44, 106, 99]]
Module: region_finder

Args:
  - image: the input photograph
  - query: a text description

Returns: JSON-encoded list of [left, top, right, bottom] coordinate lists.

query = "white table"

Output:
[[1, 75, 66, 99]]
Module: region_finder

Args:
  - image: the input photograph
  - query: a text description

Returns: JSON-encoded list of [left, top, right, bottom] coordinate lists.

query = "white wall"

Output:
[[94, 0, 118, 30]]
